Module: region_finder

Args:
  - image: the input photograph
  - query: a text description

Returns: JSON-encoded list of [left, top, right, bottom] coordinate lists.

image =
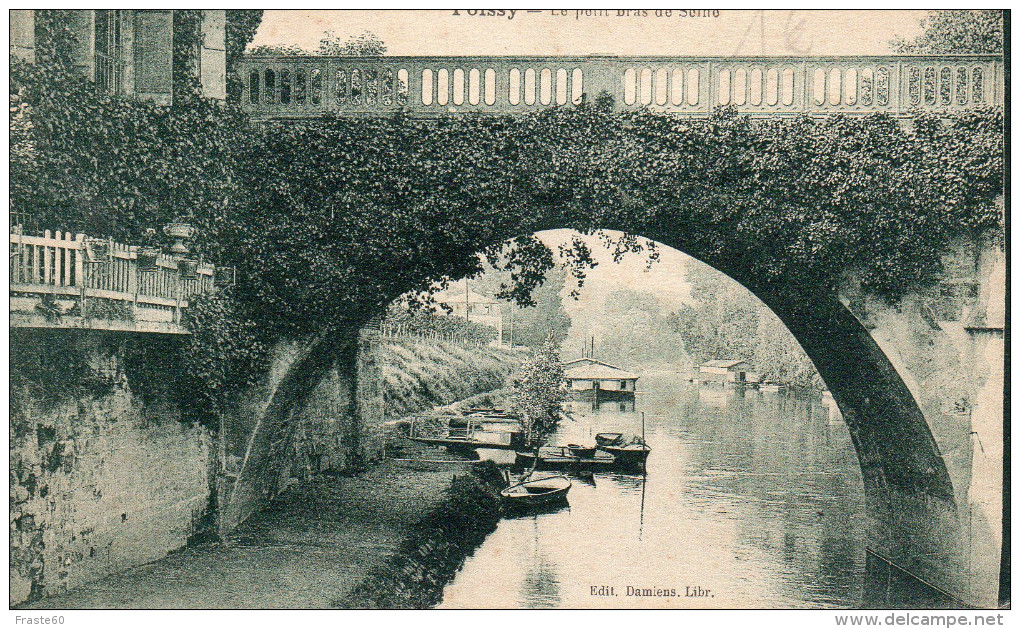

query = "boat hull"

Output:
[[514, 448, 619, 471], [500, 476, 572, 509], [599, 445, 650, 468], [593, 433, 650, 469]]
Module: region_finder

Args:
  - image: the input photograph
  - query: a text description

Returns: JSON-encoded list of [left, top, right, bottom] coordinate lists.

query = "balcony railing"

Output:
[[237, 54, 1004, 119], [10, 229, 217, 334]]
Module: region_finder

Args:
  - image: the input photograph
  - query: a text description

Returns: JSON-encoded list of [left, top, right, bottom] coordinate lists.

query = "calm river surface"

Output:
[[440, 373, 867, 609]]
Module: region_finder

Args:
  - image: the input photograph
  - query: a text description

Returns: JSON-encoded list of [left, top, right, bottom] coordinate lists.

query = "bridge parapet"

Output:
[[9, 228, 219, 334], [238, 54, 1003, 119]]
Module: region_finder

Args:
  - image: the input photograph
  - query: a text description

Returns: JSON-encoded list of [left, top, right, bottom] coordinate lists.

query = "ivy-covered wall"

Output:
[[11, 26, 1003, 427]]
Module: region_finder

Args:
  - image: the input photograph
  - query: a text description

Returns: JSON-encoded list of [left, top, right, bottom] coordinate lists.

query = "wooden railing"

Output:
[[10, 229, 217, 333], [237, 54, 1004, 119]]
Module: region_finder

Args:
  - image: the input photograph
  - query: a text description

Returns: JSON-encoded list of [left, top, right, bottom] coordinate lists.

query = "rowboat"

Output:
[[594, 433, 651, 467], [404, 412, 524, 451], [500, 475, 572, 508], [514, 446, 618, 470]]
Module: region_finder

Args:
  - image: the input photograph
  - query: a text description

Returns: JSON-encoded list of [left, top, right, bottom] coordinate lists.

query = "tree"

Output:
[[470, 263, 572, 349], [892, 10, 1003, 54], [247, 43, 309, 56], [318, 30, 386, 56], [668, 262, 759, 364], [506, 266, 571, 349], [668, 260, 820, 387], [568, 289, 687, 369], [508, 339, 565, 449], [245, 30, 386, 57]]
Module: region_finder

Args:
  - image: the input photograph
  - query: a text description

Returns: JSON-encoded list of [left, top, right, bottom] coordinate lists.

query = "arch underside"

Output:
[[227, 221, 979, 604]]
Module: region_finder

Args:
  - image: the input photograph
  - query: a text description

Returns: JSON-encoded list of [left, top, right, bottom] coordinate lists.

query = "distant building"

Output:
[[698, 359, 752, 384], [562, 358, 639, 393], [432, 280, 504, 343], [10, 10, 227, 103]]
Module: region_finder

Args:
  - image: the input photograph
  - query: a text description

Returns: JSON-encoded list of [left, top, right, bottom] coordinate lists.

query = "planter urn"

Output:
[[136, 246, 161, 271], [163, 223, 197, 256]]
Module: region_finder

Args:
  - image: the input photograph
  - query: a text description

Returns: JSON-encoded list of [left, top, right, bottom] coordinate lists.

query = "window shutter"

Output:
[[133, 10, 173, 103], [200, 10, 227, 100], [10, 10, 36, 63]]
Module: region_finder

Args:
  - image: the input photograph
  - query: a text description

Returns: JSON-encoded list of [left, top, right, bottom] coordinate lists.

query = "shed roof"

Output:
[[564, 363, 639, 381], [701, 359, 749, 368], [561, 357, 624, 370]]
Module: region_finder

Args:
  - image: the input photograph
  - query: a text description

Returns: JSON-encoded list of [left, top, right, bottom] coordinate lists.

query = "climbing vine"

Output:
[[178, 291, 272, 428], [9, 11, 1004, 417], [229, 103, 1002, 339], [172, 9, 203, 104]]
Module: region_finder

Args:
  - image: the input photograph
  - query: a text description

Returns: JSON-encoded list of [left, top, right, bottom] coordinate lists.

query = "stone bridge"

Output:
[[10, 42, 1004, 607], [237, 54, 1003, 119], [224, 52, 1006, 608]]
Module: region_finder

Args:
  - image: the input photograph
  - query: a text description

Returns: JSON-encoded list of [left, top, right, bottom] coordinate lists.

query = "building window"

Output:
[[620, 381, 627, 390], [95, 10, 124, 94]]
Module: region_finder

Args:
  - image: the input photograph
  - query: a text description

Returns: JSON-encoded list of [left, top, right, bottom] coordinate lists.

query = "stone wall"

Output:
[[10, 330, 215, 607], [841, 235, 1005, 606], [218, 326, 387, 535]]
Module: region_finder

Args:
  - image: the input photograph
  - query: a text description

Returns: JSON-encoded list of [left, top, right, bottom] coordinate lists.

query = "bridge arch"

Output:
[[229, 221, 966, 603], [223, 105, 1002, 606]]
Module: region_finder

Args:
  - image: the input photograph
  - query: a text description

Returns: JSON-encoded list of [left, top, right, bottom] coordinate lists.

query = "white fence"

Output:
[[10, 229, 217, 331]]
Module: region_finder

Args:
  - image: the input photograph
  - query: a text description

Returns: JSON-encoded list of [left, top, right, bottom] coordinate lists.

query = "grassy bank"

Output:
[[381, 338, 520, 419], [335, 461, 505, 609]]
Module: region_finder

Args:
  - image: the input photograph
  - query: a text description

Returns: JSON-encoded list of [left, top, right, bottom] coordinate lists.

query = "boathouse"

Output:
[[562, 358, 639, 393], [698, 359, 752, 384]]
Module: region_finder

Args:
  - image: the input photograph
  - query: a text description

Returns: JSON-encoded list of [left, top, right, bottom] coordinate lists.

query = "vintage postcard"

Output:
[[8, 8, 1008, 621]]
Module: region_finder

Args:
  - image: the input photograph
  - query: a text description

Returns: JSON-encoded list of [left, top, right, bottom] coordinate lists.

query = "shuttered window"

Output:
[[133, 10, 173, 100], [94, 10, 123, 94]]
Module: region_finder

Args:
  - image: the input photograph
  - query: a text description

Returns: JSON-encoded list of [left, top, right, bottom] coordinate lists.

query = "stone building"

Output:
[[433, 280, 505, 343], [10, 9, 227, 103]]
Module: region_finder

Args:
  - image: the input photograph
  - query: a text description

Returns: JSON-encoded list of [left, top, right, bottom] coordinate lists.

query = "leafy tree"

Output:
[[247, 43, 309, 56], [469, 263, 572, 349], [892, 10, 1004, 54], [669, 261, 820, 387], [752, 311, 821, 388], [668, 262, 759, 364], [569, 289, 687, 369], [245, 30, 386, 57], [504, 266, 571, 349], [318, 30, 386, 56], [508, 339, 565, 448]]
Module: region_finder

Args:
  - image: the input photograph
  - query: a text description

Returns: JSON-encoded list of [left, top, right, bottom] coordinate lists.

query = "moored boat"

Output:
[[500, 475, 572, 508], [514, 446, 618, 470], [594, 433, 651, 467]]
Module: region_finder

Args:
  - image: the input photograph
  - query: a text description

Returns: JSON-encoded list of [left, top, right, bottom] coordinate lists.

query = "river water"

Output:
[[440, 373, 867, 609]]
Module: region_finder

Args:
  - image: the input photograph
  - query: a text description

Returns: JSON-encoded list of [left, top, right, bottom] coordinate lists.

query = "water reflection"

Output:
[[519, 519, 562, 608], [440, 374, 867, 609]]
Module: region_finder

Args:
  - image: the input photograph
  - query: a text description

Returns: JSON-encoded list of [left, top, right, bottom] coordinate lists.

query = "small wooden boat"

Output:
[[500, 475, 572, 507], [566, 443, 597, 458], [594, 433, 651, 467], [514, 446, 618, 470]]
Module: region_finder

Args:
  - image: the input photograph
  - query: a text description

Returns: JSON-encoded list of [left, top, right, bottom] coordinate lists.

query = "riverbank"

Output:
[[381, 338, 520, 419], [19, 455, 503, 609]]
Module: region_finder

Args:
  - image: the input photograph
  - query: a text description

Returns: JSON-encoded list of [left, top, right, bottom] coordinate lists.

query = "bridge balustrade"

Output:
[[238, 55, 1003, 119]]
